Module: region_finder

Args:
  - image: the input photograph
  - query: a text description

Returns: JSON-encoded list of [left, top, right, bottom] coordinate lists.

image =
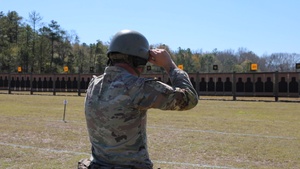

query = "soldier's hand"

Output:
[[149, 49, 177, 73]]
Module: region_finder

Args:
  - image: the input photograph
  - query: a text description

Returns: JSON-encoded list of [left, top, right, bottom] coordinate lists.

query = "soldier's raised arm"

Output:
[[132, 49, 198, 110]]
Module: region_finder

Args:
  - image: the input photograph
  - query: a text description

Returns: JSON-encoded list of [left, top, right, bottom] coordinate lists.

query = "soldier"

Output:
[[80, 30, 198, 169]]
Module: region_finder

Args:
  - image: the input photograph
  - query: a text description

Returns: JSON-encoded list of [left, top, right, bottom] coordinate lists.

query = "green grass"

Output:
[[0, 94, 299, 169]]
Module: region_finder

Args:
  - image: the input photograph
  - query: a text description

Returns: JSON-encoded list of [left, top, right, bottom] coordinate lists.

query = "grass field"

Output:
[[0, 94, 299, 169]]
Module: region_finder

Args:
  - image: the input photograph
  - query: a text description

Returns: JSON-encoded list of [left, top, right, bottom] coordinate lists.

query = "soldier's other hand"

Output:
[[149, 49, 176, 72]]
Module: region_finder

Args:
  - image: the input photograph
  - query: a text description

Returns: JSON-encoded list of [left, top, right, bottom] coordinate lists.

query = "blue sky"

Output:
[[1, 0, 300, 56]]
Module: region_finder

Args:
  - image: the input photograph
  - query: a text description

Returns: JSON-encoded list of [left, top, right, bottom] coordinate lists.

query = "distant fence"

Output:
[[188, 71, 299, 101], [0, 71, 299, 101], [0, 73, 91, 96]]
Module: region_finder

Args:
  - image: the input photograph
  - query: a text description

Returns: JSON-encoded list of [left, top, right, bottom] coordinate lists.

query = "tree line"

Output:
[[1, 10, 299, 74]]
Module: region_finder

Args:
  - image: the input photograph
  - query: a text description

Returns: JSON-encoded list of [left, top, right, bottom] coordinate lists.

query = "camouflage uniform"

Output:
[[84, 66, 198, 169]]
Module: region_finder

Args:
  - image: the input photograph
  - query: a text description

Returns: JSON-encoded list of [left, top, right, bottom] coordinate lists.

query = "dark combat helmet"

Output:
[[107, 30, 149, 64]]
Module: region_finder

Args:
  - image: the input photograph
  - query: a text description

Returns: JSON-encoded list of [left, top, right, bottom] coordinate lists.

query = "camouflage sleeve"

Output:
[[131, 67, 198, 111]]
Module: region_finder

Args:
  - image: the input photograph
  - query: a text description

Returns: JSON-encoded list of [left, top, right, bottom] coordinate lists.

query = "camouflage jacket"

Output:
[[84, 66, 198, 169]]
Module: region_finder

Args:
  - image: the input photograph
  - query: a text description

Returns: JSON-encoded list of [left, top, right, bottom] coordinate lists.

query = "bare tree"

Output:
[[215, 49, 237, 72], [28, 11, 42, 72], [263, 53, 298, 72]]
